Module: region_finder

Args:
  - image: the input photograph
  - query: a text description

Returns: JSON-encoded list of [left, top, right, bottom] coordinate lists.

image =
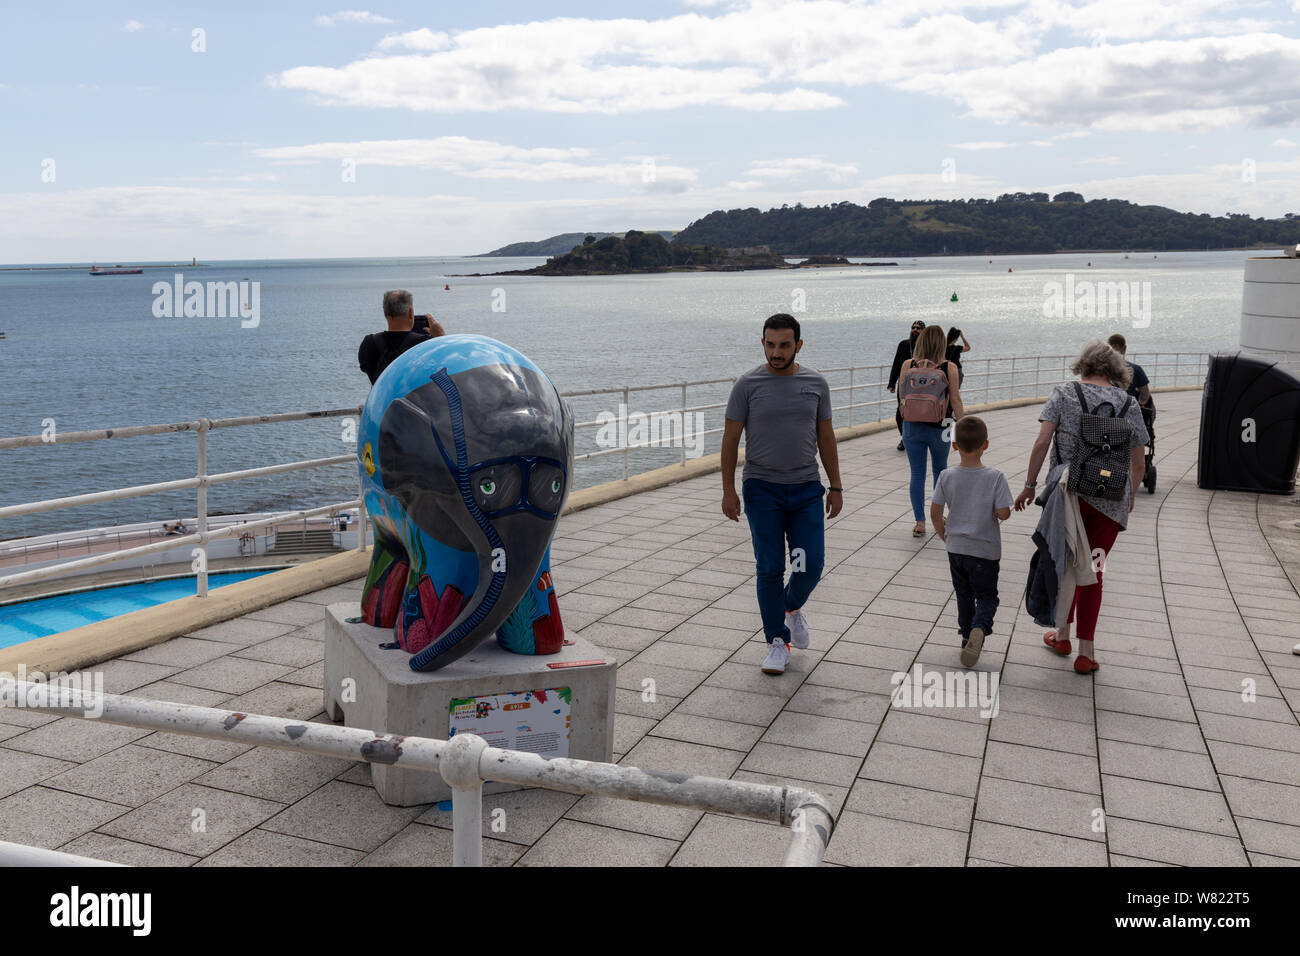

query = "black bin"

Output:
[[1198, 352, 1300, 494]]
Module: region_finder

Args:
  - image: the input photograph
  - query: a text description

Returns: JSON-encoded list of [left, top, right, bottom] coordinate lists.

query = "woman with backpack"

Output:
[[898, 325, 964, 536], [1013, 339, 1150, 674]]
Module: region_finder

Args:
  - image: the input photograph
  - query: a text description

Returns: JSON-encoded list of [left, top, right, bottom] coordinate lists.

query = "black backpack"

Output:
[[1062, 382, 1135, 502]]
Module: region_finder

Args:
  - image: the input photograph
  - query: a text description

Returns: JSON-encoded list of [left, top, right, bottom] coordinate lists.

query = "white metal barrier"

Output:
[[0, 407, 368, 598], [562, 351, 1210, 478], [0, 351, 1209, 599], [0, 679, 834, 867]]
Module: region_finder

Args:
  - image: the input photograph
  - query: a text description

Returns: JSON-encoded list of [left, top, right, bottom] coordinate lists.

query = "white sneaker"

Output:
[[787, 609, 810, 649], [761, 640, 790, 675]]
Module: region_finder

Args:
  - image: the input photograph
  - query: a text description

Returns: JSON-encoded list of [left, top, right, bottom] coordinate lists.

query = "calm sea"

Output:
[[0, 250, 1252, 539]]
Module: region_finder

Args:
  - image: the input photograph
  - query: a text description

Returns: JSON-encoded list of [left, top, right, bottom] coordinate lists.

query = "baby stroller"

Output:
[[1141, 403, 1157, 493]]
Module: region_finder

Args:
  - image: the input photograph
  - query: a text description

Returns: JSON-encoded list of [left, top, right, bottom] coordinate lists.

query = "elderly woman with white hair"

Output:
[[1015, 339, 1150, 674]]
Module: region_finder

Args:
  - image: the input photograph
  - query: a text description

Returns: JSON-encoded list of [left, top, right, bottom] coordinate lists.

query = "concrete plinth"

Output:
[[324, 603, 616, 806]]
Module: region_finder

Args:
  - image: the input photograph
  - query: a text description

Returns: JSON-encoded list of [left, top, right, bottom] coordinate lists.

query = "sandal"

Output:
[[1074, 654, 1100, 674], [912, 522, 926, 537], [1043, 630, 1071, 656]]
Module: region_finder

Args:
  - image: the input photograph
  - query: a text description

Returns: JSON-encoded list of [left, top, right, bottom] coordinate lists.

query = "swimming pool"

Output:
[[0, 570, 279, 649]]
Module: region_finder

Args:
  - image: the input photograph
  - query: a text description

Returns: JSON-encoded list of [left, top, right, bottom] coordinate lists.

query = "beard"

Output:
[[767, 353, 794, 370]]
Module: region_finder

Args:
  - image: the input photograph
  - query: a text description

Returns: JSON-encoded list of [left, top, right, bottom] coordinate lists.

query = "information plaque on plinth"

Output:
[[324, 602, 617, 806]]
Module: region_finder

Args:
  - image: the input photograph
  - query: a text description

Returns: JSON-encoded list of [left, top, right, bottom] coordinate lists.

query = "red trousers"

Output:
[[1066, 499, 1123, 643]]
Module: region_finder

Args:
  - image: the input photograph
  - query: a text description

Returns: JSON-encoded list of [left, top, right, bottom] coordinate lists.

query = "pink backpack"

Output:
[[899, 360, 950, 424]]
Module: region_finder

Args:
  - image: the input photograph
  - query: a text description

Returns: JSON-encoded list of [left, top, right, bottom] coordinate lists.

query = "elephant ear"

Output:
[[376, 387, 474, 553]]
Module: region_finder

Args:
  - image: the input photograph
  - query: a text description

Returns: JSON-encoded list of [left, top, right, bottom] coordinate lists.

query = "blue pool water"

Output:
[[0, 570, 278, 649]]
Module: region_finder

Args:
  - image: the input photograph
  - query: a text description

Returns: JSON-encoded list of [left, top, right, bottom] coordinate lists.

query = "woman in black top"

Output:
[[946, 327, 970, 385]]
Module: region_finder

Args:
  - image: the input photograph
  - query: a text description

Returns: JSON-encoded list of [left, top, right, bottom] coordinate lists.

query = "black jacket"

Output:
[[358, 329, 431, 384], [888, 334, 918, 390], [1025, 528, 1058, 628]]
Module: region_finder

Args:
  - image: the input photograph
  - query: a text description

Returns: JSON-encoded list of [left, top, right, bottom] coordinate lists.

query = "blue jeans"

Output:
[[742, 478, 826, 643], [948, 552, 1000, 641], [902, 421, 949, 521]]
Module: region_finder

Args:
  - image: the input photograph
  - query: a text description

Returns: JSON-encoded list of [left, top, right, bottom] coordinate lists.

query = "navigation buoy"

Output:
[[444, 284, 450, 290], [1007, 267, 1012, 273], [950, 292, 959, 302], [1087, 262, 1092, 267]]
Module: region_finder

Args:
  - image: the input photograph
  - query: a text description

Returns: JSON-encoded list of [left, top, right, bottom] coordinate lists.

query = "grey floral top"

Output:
[[1040, 381, 1150, 530]]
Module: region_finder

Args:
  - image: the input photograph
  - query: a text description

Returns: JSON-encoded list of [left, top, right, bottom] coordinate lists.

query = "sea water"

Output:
[[0, 250, 1249, 537]]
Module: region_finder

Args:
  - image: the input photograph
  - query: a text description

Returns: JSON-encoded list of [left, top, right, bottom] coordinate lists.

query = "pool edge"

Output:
[[0, 551, 369, 676]]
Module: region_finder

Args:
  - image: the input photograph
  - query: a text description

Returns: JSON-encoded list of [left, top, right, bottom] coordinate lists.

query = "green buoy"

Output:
[[950, 292, 958, 302]]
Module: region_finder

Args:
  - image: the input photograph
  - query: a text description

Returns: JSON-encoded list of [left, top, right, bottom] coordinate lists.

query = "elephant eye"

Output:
[[479, 479, 496, 496], [551, 478, 561, 494]]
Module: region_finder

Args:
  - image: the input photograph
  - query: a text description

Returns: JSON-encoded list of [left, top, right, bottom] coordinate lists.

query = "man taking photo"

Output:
[[358, 289, 446, 384]]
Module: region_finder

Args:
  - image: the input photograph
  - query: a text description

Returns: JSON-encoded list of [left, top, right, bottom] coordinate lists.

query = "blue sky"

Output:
[[3, 0, 1299, 261]]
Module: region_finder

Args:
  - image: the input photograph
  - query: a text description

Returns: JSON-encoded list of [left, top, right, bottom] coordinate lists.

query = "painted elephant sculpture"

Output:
[[357, 334, 572, 671]]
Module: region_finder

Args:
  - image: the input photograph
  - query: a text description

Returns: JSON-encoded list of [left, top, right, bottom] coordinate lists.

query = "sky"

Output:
[[2, 0, 1299, 261]]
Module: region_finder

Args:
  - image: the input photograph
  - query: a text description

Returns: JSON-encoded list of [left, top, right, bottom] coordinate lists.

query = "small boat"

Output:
[[0, 331, 6, 339]]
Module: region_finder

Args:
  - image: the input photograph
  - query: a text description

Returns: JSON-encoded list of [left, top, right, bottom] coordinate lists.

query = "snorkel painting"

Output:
[[358, 335, 573, 671]]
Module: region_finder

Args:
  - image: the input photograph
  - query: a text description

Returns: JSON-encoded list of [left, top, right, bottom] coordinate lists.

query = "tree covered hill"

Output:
[[480, 230, 789, 274], [475, 230, 677, 257], [672, 194, 1300, 257]]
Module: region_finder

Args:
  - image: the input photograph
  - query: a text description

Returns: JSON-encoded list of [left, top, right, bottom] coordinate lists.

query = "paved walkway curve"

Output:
[[1, 390, 1297, 866]]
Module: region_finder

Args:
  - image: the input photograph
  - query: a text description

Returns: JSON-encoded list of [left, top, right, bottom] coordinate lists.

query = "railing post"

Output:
[[848, 367, 855, 427], [196, 418, 209, 598], [681, 382, 687, 466], [622, 386, 630, 481], [441, 733, 487, 867]]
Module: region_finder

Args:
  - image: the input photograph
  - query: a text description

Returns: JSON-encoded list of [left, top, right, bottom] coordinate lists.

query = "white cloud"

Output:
[[949, 141, 1016, 150], [123, 20, 144, 32], [316, 10, 394, 27], [273, 2, 1299, 131], [1274, 138, 1297, 147], [253, 137, 698, 187], [903, 33, 1300, 131], [276, 2, 1032, 114], [1078, 155, 1122, 165], [744, 158, 859, 180], [377, 28, 450, 51]]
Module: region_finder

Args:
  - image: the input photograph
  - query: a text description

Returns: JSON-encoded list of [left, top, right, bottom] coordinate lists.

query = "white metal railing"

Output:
[[0, 352, 1210, 598], [561, 351, 1210, 479], [0, 408, 368, 598], [0, 679, 834, 867]]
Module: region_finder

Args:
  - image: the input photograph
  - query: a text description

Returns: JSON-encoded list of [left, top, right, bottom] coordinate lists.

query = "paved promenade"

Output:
[[2, 390, 1299, 866]]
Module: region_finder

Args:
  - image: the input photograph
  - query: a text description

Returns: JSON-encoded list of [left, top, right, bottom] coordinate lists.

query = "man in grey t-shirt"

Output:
[[722, 314, 843, 675]]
